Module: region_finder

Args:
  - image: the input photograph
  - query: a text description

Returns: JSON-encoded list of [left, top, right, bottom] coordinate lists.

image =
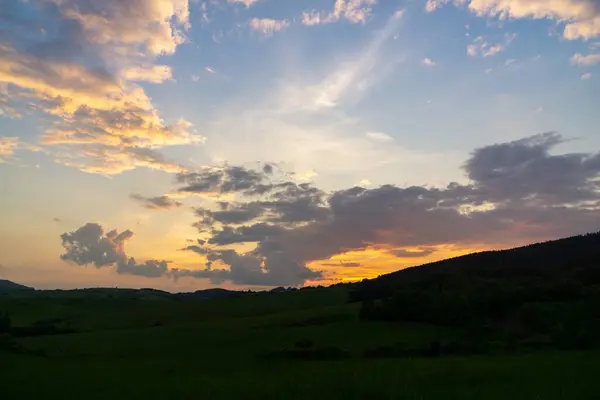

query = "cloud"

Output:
[[322, 261, 362, 267], [463, 132, 600, 206], [185, 133, 600, 284], [0, 0, 201, 175], [195, 205, 267, 227], [302, 0, 378, 26], [58, 0, 190, 56], [121, 65, 173, 83], [130, 194, 183, 210], [571, 52, 600, 66], [431, 0, 600, 40], [116, 259, 169, 278], [176, 163, 276, 196], [467, 33, 517, 57], [365, 131, 395, 142], [228, 0, 262, 7], [389, 248, 437, 258], [59, 221, 321, 286], [582, 72, 593, 80], [60, 222, 172, 278], [61, 134, 600, 287], [422, 57, 437, 66], [61, 223, 133, 268], [249, 18, 290, 37], [0, 137, 20, 164], [425, 0, 467, 13], [0, 137, 42, 164], [297, 10, 404, 110], [173, 248, 322, 286], [52, 145, 187, 175], [200, 9, 424, 187]]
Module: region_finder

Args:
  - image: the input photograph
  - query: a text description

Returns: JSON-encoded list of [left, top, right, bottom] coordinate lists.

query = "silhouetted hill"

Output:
[[350, 232, 600, 351], [350, 232, 600, 302], [0, 282, 246, 301], [175, 288, 243, 300], [0, 280, 33, 294]]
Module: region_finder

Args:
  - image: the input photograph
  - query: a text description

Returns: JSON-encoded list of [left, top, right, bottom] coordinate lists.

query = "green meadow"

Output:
[[2, 286, 599, 399]]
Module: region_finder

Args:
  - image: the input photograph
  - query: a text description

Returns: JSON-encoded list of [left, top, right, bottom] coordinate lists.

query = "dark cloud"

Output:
[[184, 133, 600, 286], [60, 223, 170, 279], [389, 248, 437, 258], [206, 224, 285, 246], [177, 164, 276, 196], [116, 258, 169, 278], [61, 134, 600, 287], [130, 194, 183, 210], [194, 202, 265, 225], [322, 262, 362, 267], [173, 248, 322, 286], [464, 133, 600, 205], [60, 223, 132, 267]]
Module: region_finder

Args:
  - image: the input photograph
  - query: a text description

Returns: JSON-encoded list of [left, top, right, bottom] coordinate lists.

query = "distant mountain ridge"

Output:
[[0, 281, 292, 300]]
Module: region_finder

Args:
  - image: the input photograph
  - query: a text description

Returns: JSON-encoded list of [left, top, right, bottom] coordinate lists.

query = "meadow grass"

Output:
[[2, 288, 599, 399]]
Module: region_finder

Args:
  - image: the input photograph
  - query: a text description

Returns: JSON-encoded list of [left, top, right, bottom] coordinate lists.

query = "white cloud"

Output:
[[121, 65, 173, 83], [581, 72, 592, 80], [571, 53, 600, 66], [249, 18, 290, 37], [467, 33, 517, 57], [293, 170, 319, 182], [0, 137, 19, 163], [432, 0, 600, 40], [57, 0, 191, 58], [302, 0, 378, 26], [0, 137, 42, 164], [292, 11, 404, 110], [201, 8, 444, 188], [366, 131, 394, 142], [422, 57, 437, 66], [425, 0, 467, 12], [227, 0, 262, 6], [0, 0, 202, 175]]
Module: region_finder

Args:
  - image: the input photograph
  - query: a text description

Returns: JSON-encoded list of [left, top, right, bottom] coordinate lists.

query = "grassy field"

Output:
[[2, 287, 600, 399]]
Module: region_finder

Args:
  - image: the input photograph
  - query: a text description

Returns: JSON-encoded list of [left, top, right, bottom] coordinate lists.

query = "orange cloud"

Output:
[[310, 244, 484, 284], [0, 1, 201, 175]]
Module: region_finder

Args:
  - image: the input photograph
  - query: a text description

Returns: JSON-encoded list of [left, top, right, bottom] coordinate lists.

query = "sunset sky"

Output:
[[1, 0, 599, 291]]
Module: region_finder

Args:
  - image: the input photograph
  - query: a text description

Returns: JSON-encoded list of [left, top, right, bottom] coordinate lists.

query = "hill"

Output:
[[350, 231, 600, 301], [0, 279, 33, 294], [0, 285, 245, 301], [349, 232, 600, 351]]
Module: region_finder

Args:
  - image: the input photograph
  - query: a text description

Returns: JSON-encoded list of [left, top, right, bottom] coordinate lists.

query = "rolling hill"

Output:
[[0, 279, 33, 294]]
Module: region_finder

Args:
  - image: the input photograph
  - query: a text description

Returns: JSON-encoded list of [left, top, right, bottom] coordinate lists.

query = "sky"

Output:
[[1, 0, 599, 292]]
